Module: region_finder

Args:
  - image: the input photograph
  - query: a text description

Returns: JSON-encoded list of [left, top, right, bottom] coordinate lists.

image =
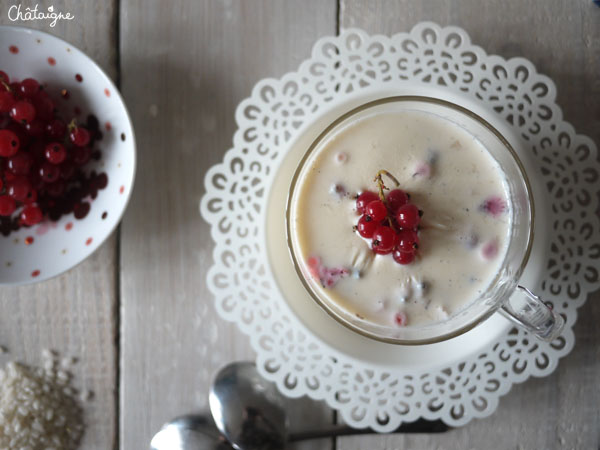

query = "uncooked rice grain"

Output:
[[0, 351, 85, 449]]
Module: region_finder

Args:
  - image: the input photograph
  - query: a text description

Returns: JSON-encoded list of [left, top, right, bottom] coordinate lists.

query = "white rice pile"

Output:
[[0, 350, 85, 449]]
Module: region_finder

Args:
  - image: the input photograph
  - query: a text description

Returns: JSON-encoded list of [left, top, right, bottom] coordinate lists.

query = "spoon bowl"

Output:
[[209, 362, 288, 450], [150, 414, 234, 450]]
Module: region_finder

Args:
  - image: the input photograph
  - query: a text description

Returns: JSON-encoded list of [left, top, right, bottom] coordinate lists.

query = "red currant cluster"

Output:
[[0, 70, 107, 235], [354, 171, 422, 265]]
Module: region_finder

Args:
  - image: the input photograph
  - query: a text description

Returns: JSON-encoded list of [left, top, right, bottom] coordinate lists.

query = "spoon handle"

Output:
[[288, 419, 449, 442]]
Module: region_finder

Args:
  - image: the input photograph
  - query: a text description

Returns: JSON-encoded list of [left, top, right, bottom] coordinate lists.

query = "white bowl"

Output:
[[0, 26, 136, 285]]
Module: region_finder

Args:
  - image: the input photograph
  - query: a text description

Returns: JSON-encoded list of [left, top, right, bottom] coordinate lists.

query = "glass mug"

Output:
[[286, 96, 564, 345]]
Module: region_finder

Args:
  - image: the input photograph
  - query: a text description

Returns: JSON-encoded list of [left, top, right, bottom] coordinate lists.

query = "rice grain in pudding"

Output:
[[289, 110, 512, 327]]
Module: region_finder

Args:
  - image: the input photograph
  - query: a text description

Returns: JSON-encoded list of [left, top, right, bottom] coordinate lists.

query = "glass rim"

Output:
[[285, 95, 535, 345]]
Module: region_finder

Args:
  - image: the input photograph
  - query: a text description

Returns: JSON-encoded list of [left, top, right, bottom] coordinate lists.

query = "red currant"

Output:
[[29, 170, 44, 190], [72, 146, 92, 165], [25, 118, 45, 137], [371, 225, 398, 255], [95, 172, 108, 189], [20, 204, 43, 226], [365, 200, 387, 221], [393, 248, 415, 265], [0, 71, 8, 84], [73, 201, 91, 219], [32, 92, 55, 121], [356, 191, 379, 214], [7, 152, 33, 175], [46, 179, 65, 197], [10, 101, 36, 124], [59, 160, 76, 180], [0, 195, 16, 216], [7, 177, 33, 202], [0, 91, 15, 113], [396, 204, 422, 229], [0, 129, 20, 157], [45, 142, 67, 164], [39, 161, 60, 182], [396, 230, 419, 253], [386, 189, 409, 212], [46, 119, 67, 139], [19, 78, 40, 98], [23, 188, 38, 204], [5, 122, 29, 149], [69, 126, 90, 147], [356, 215, 378, 238]]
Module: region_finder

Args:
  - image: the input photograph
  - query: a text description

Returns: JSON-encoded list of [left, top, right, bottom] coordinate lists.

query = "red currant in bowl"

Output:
[[9, 100, 36, 124], [356, 214, 378, 238], [393, 248, 415, 265], [45, 119, 67, 139], [356, 190, 379, 214], [32, 91, 55, 121], [18, 78, 40, 98], [0, 91, 15, 113], [72, 146, 92, 166], [39, 161, 60, 183], [396, 203, 422, 229], [24, 118, 45, 137], [396, 229, 419, 253], [0, 195, 16, 216], [371, 225, 398, 255], [44, 142, 67, 164], [69, 126, 90, 147], [45, 179, 65, 198], [365, 200, 387, 221], [7, 176, 34, 203], [386, 189, 409, 212], [0, 129, 20, 157], [20, 204, 43, 226]]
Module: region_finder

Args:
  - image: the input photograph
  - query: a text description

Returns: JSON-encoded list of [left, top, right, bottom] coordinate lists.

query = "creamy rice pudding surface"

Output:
[[289, 110, 512, 327]]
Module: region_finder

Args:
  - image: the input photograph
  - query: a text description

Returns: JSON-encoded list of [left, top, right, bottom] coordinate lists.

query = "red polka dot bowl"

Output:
[[0, 26, 136, 285]]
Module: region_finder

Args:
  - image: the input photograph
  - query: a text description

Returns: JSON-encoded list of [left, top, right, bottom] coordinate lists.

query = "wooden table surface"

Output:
[[0, 1, 598, 449]]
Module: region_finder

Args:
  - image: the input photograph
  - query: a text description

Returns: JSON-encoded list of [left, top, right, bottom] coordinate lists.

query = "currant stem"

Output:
[[374, 169, 400, 202], [373, 169, 401, 229], [375, 169, 400, 187], [1, 81, 12, 93], [67, 118, 78, 132]]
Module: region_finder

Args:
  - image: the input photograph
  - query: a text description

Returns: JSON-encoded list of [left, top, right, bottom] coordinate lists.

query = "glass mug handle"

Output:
[[500, 285, 565, 342]]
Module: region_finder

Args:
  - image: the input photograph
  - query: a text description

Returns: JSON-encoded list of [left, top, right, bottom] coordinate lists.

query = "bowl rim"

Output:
[[0, 25, 137, 286]]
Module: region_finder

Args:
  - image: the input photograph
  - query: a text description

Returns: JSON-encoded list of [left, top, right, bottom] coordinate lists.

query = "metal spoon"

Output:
[[209, 361, 448, 450], [150, 414, 234, 450]]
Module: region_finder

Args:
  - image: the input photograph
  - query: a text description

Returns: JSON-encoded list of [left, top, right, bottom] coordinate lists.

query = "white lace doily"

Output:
[[200, 23, 600, 431]]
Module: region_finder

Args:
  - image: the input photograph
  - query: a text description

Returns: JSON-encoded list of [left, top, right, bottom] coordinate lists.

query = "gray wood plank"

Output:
[[118, 1, 336, 448], [0, 1, 118, 449], [338, 0, 600, 448]]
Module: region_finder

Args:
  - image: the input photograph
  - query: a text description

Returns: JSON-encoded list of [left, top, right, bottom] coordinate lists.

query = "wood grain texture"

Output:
[[0, 1, 118, 449], [339, 0, 600, 449], [118, 1, 336, 448]]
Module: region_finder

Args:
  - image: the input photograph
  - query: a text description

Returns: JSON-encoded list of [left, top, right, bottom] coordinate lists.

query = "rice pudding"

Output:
[[288, 110, 512, 328]]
